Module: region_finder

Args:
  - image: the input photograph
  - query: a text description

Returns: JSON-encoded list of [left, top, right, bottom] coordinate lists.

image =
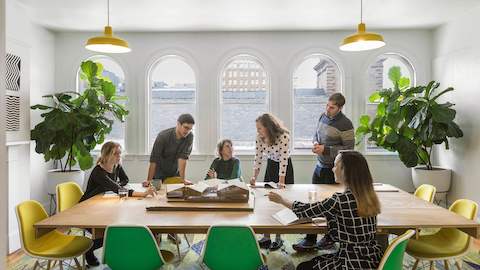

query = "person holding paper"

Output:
[[80, 141, 156, 266], [294, 93, 355, 252], [143, 114, 195, 187], [268, 151, 383, 270], [250, 113, 294, 251], [205, 139, 241, 180]]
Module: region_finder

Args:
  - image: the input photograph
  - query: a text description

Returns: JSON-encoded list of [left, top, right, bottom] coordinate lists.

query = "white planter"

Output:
[[47, 169, 85, 195], [411, 167, 451, 193]]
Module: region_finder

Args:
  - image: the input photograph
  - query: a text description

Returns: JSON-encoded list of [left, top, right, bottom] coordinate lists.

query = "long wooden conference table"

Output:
[[35, 183, 480, 239]]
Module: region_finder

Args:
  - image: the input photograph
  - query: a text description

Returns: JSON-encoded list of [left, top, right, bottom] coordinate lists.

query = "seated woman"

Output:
[[80, 141, 156, 266], [205, 139, 241, 180], [268, 150, 383, 270]]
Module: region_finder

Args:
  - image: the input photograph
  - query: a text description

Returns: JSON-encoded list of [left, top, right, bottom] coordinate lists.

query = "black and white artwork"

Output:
[[6, 95, 20, 131], [6, 53, 21, 91]]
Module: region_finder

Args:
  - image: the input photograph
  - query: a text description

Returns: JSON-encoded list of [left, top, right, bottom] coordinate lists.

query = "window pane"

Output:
[[149, 57, 196, 148], [77, 56, 126, 149], [366, 54, 415, 152], [293, 55, 341, 149], [220, 55, 268, 150]]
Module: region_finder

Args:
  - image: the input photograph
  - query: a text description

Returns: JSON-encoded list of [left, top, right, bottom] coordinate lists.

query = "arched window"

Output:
[[365, 53, 415, 153], [148, 56, 196, 148], [76, 55, 126, 149], [220, 55, 269, 150], [292, 54, 342, 149]]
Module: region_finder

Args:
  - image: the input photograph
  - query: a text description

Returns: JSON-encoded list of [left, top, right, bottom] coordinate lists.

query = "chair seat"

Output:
[[407, 229, 469, 258], [29, 230, 92, 259]]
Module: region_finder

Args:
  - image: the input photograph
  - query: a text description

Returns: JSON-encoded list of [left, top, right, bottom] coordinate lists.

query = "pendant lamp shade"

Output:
[[339, 0, 385, 52], [339, 23, 385, 51], [85, 0, 131, 53]]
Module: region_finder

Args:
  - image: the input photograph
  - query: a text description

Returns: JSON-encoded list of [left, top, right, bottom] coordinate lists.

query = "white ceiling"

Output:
[[17, 0, 480, 32]]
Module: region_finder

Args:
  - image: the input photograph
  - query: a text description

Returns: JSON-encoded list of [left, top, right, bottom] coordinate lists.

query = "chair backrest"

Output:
[[201, 225, 265, 270], [378, 230, 415, 270], [163, 176, 183, 184], [449, 199, 478, 220], [56, 181, 84, 213], [103, 225, 165, 270], [15, 200, 49, 255], [414, 184, 436, 203]]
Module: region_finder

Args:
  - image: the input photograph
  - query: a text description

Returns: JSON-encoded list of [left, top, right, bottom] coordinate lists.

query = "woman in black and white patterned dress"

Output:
[[250, 113, 294, 251], [268, 150, 383, 270]]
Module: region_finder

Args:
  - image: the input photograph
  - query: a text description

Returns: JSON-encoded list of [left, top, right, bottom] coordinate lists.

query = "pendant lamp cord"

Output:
[[360, 0, 363, 23], [107, 0, 110, 26]]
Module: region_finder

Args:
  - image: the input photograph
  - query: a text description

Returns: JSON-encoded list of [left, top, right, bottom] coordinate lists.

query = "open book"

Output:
[[250, 181, 278, 189], [272, 208, 325, 225]]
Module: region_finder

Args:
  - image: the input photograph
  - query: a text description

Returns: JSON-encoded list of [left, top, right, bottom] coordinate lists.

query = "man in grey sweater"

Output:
[[293, 93, 355, 252]]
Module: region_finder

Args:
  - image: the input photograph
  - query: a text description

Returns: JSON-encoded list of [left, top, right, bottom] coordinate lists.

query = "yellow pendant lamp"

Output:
[[339, 0, 385, 52], [85, 0, 131, 53]]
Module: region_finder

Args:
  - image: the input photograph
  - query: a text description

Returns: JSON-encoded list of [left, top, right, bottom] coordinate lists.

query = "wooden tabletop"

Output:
[[35, 184, 480, 238]]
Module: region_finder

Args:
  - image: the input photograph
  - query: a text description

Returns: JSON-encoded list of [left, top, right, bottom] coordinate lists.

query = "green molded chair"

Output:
[[406, 199, 478, 270], [103, 225, 173, 270], [414, 184, 437, 203], [378, 230, 415, 270], [200, 225, 265, 270]]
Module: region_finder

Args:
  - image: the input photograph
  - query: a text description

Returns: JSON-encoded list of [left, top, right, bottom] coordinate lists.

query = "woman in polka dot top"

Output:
[[250, 113, 294, 251]]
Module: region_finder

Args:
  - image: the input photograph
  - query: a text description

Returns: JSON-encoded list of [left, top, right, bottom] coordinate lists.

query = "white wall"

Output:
[[54, 30, 432, 191], [6, 0, 55, 253], [433, 6, 480, 206], [1, 0, 8, 266]]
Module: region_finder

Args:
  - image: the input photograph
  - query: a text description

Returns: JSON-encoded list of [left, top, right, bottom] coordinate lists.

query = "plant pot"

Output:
[[411, 167, 451, 193], [47, 169, 85, 195]]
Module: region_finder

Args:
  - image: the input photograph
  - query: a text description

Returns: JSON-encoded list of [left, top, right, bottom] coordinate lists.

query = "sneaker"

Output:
[[85, 253, 100, 267], [316, 236, 335, 250], [269, 239, 284, 251], [258, 237, 272, 249], [292, 238, 317, 252]]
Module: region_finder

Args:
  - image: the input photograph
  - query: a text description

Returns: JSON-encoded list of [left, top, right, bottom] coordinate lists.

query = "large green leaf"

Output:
[[359, 115, 370, 127], [431, 104, 455, 123], [388, 66, 402, 84]]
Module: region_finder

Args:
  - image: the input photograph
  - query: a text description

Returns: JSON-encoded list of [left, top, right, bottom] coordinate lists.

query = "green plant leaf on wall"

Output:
[[388, 66, 402, 84]]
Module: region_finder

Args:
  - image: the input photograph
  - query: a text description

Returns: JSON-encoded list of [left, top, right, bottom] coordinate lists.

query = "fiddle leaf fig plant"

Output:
[[356, 66, 463, 169], [31, 60, 129, 171]]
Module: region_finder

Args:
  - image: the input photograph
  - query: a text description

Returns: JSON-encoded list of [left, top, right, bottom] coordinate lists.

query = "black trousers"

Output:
[[306, 165, 335, 242], [264, 158, 294, 184], [86, 229, 103, 259]]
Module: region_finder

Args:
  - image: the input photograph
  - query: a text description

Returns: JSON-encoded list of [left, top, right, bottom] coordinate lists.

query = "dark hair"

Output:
[[256, 113, 289, 145], [177, 114, 195, 125], [338, 150, 381, 217], [217, 139, 233, 159], [328, 93, 346, 107]]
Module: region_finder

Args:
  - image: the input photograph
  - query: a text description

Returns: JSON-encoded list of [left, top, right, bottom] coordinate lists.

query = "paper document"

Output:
[[250, 182, 278, 189], [272, 208, 325, 225]]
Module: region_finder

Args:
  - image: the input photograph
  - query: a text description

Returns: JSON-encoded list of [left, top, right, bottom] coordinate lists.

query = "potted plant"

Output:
[[356, 66, 463, 192], [31, 60, 129, 194]]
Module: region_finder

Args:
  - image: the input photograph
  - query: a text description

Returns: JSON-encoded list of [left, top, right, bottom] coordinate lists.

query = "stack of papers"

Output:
[[272, 208, 327, 225]]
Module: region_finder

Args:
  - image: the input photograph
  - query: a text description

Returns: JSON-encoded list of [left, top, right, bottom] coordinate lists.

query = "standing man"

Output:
[[143, 113, 195, 187], [293, 93, 355, 252]]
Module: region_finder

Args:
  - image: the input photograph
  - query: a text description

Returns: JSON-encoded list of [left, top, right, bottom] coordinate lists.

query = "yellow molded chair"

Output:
[[414, 184, 437, 203], [16, 200, 92, 270], [56, 181, 83, 213], [406, 199, 478, 270], [378, 230, 415, 270]]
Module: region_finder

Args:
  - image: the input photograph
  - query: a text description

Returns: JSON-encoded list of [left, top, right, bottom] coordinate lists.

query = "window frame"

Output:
[[146, 54, 199, 154], [218, 54, 271, 154]]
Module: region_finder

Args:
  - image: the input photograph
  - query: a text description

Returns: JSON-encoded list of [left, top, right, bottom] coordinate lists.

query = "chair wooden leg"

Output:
[[175, 234, 181, 258], [444, 260, 449, 270], [429, 261, 435, 270], [82, 254, 86, 270], [32, 260, 40, 270], [74, 257, 81, 270], [455, 260, 462, 270], [184, 234, 191, 247], [412, 259, 420, 270], [59, 260, 64, 270], [46, 260, 51, 270]]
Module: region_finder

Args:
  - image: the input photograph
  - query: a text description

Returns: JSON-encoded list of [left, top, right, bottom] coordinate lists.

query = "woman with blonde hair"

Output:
[[250, 113, 294, 251], [268, 150, 383, 270], [205, 139, 241, 180], [80, 141, 156, 266]]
